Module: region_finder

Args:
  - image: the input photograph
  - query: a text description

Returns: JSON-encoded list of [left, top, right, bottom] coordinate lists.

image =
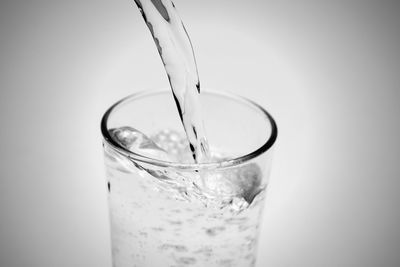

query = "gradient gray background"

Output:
[[1, 0, 399, 266]]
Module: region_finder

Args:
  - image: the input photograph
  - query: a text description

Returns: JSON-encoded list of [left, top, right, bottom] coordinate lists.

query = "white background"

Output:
[[1, 0, 399, 266]]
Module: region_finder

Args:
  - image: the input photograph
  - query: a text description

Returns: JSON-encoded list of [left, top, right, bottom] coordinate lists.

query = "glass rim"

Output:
[[101, 89, 278, 171]]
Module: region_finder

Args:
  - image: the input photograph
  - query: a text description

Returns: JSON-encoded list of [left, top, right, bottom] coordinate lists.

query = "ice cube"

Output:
[[201, 163, 262, 204], [109, 127, 188, 183], [110, 126, 173, 162], [151, 129, 193, 163]]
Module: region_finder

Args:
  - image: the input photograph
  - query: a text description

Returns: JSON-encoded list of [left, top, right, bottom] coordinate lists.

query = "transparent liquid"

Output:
[[104, 128, 267, 267], [133, 0, 209, 162], [105, 1, 269, 266]]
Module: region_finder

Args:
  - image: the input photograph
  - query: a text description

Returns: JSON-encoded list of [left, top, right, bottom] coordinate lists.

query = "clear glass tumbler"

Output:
[[101, 89, 277, 267]]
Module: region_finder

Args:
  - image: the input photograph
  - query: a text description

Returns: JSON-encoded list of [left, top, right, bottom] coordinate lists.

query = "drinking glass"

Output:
[[101, 89, 277, 267]]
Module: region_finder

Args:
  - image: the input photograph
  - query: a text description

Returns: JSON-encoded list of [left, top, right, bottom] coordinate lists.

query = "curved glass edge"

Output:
[[101, 89, 278, 171]]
